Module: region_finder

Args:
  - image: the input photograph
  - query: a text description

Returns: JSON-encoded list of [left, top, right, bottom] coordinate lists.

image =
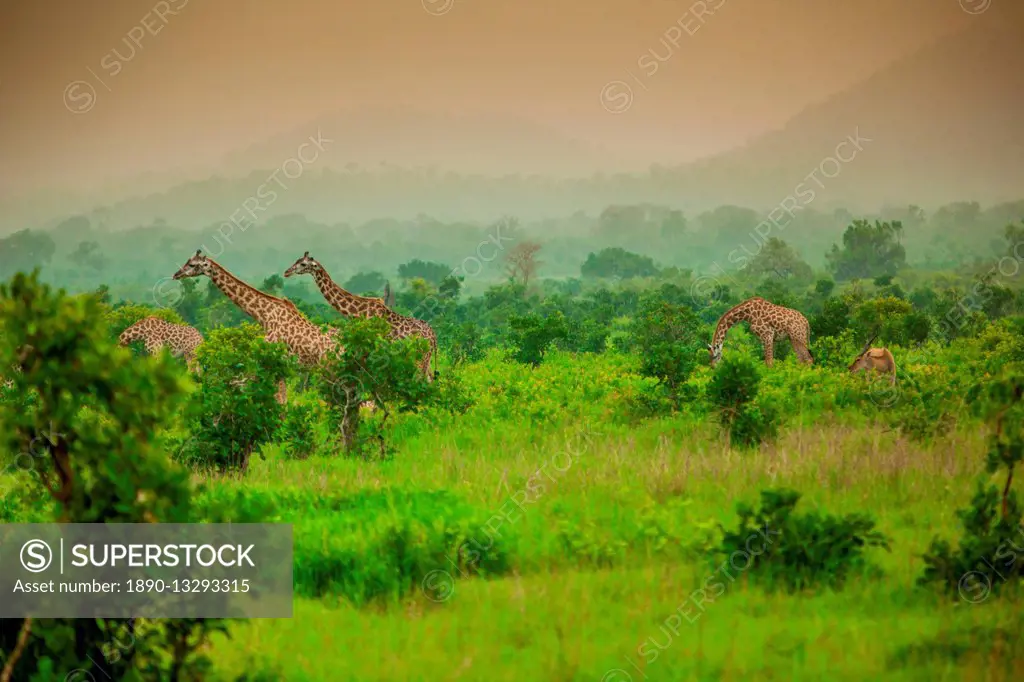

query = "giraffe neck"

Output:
[[206, 259, 281, 326], [712, 299, 759, 345], [119, 321, 146, 343], [312, 266, 381, 318]]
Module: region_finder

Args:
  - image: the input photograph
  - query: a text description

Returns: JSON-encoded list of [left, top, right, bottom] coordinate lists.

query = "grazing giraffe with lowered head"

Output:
[[118, 317, 204, 374], [708, 296, 814, 367], [284, 251, 438, 381], [172, 250, 348, 406]]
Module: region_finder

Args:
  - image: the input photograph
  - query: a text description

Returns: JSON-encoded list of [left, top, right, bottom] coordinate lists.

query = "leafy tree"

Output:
[[397, 259, 451, 285], [753, 278, 798, 311], [172, 277, 206, 326], [438, 275, 463, 301], [444, 320, 484, 367], [659, 209, 687, 243], [315, 318, 435, 457], [1005, 220, 1024, 256], [696, 205, 760, 253], [851, 296, 913, 343], [580, 248, 659, 280], [180, 323, 294, 473], [260, 274, 284, 296], [68, 240, 108, 271], [506, 312, 569, 366], [344, 271, 387, 295], [811, 297, 852, 340], [0, 271, 226, 679], [929, 201, 981, 236], [0, 229, 56, 278], [718, 489, 891, 592], [826, 220, 906, 281], [741, 238, 813, 283], [594, 205, 657, 245], [707, 354, 780, 448], [622, 298, 703, 405]]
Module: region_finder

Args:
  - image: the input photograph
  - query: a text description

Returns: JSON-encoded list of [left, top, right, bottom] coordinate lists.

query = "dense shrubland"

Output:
[[2, 205, 1024, 679]]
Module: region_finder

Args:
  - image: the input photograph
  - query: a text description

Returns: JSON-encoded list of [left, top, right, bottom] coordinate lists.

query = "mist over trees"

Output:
[[4, 198, 1021, 311]]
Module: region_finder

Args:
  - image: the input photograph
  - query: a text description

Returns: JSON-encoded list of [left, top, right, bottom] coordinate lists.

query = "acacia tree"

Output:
[[505, 241, 542, 287], [741, 238, 813, 283], [315, 318, 435, 457], [826, 220, 906, 281]]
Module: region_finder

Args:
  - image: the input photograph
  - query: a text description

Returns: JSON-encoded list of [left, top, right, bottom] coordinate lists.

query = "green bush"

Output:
[[315, 317, 436, 457], [919, 370, 1024, 599], [507, 311, 569, 366], [181, 323, 294, 473], [276, 397, 321, 459], [716, 489, 891, 592], [621, 297, 704, 406], [0, 271, 226, 680], [706, 355, 780, 448], [288, 490, 515, 605], [443, 320, 485, 367]]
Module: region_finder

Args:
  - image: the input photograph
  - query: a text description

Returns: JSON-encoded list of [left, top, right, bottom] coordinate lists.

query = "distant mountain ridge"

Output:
[[217, 107, 636, 179], [662, 5, 1024, 208], [2, 9, 1022, 233]]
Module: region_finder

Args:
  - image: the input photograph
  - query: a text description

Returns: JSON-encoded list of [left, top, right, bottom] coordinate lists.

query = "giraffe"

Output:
[[283, 252, 439, 382], [707, 297, 814, 368], [118, 317, 204, 374], [172, 250, 342, 405]]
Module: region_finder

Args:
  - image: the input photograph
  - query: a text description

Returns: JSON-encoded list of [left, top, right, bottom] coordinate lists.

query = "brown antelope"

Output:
[[848, 332, 896, 385]]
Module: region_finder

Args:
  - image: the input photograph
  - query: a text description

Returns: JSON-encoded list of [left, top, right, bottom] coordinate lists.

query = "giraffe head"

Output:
[[284, 251, 320, 278], [707, 341, 723, 367], [172, 250, 214, 280]]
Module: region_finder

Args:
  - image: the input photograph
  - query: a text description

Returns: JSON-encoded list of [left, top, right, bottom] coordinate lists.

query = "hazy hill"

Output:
[[665, 5, 1024, 209], [3, 8, 1022, 234], [218, 107, 635, 179]]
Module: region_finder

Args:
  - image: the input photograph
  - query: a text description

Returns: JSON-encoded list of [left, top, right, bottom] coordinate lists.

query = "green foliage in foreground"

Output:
[[0, 272, 226, 681], [717, 488, 892, 592], [919, 369, 1024, 599]]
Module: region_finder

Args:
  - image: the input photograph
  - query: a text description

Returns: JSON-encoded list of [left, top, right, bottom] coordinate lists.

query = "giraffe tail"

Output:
[[431, 335, 439, 380]]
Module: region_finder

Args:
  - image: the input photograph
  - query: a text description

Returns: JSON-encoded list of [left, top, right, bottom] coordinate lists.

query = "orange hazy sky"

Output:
[[0, 0, 974, 195]]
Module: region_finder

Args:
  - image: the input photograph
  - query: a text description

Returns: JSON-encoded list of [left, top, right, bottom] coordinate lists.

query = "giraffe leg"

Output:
[[276, 380, 287, 406], [762, 335, 775, 366], [422, 351, 433, 382], [792, 340, 812, 364]]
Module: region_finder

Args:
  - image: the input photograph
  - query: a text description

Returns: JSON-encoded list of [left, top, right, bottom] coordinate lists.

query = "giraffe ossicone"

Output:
[[171, 250, 350, 406], [283, 251, 439, 382]]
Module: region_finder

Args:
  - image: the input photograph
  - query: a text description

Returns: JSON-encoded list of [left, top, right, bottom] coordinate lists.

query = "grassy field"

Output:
[[3, 333, 1022, 681], [175, 350, 1022, 681]]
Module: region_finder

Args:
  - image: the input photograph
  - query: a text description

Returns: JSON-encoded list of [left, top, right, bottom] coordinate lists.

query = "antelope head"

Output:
[[848, 330, 879, 372]]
